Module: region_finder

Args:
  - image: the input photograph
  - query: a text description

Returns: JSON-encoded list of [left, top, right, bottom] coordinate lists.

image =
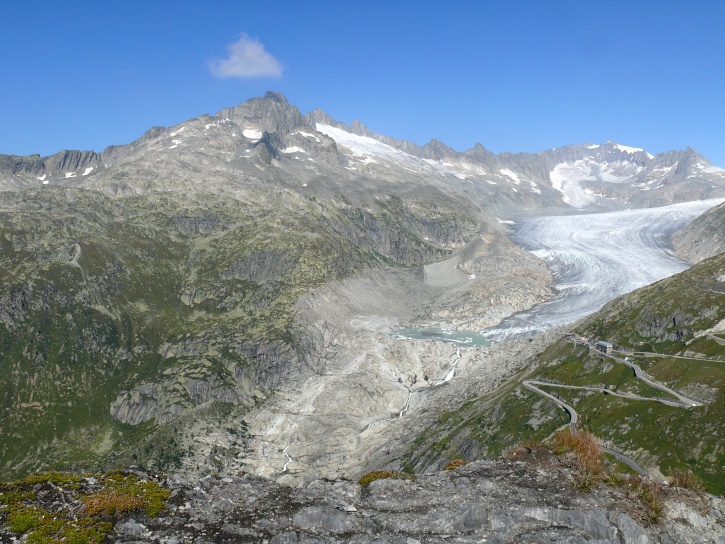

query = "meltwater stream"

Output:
[[482, 198, 725, 342]]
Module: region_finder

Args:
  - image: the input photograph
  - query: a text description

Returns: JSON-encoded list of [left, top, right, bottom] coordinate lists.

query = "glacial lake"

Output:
[[391, 328, 491, 347]]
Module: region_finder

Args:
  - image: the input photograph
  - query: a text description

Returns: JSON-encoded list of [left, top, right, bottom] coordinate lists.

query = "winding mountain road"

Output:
[[617, 354, 702, 406], [523, 380, 648, 476], [521, 341, 717, 477]]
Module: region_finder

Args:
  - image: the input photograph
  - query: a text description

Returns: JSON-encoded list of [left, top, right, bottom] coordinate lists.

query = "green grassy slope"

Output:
[[405, 253, 725, 494]]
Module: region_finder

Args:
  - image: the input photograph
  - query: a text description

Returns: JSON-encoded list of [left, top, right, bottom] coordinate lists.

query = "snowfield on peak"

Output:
[[612, 142, 647, 155], [317, 123, 469, 179], [696, 163, 725, 174], [317, 123, 512, 184], [316, 123, 412, 162], [549, 158, 647, 208]]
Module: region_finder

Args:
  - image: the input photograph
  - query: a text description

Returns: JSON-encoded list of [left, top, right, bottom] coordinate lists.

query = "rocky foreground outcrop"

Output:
[[102, 458, 724, 543]]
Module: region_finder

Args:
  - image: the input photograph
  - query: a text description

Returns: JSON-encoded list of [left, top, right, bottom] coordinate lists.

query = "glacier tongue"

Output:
[[483, 198, 725, 341]]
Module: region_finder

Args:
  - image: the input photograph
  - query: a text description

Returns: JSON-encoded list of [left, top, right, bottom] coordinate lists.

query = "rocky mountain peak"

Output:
[[305, 109, 345, 130], [463, 142, 495, 162], [348, 118, 367, 134], [262, 90, 290, 103], [421, 138, 458, 160], [214, 92, 309, 136]]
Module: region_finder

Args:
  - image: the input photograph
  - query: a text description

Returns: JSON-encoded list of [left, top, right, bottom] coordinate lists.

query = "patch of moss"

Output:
[[17, 471, 81, 487], [97, 471, 171, 517], [358, 470, 416, 486], [0, 489, 36, 504], [443, 459, 467, 471], [0, 469, 170, 544]]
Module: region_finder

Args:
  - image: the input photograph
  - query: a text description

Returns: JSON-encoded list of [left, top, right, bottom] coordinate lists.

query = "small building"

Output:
[[595, 341, 613, 355]]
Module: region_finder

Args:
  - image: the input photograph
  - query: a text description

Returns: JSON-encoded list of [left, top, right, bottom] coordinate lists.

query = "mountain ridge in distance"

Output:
[[1, 91, 724, 217]]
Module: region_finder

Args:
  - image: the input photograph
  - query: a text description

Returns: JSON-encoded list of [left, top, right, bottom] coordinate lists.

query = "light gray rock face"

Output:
[[2, 92, 724, 215], [99, 460, 725, 543], [219, 92, 305, 128], [672, 200, 725, 262]]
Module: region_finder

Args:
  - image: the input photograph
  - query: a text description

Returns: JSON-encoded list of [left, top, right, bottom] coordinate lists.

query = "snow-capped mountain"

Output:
[[307, 110, 725, 213], [1, 92, 724, 216]]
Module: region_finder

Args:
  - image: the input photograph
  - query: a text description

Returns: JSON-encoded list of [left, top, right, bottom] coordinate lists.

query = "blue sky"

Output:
[[1, 1, 724, 165]]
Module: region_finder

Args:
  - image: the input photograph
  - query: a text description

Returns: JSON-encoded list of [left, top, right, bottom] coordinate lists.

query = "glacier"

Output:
[[483, 198, 725, 341]]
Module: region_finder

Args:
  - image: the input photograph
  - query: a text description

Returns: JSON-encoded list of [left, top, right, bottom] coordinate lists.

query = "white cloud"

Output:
[[208, 34, 283, 79]]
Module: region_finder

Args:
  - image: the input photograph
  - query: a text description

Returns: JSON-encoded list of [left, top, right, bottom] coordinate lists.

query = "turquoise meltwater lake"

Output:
[[390, 328, 491, 347]]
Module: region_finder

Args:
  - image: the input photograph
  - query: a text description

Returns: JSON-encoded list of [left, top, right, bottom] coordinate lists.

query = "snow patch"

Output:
[[613, 143, 644, 154], [500, 168, 522, 184], [599, 161, 642, 183], [587, 144, 600, 149], [550, 158, 646, 208], [423, 158, 468, 179], [550, 161, 595, 208], [496, 218, 515, 225], [170, 126, 185, 137], [37, 174, 46, 181], [316, 123, 425, 171], [243, 128, 263, 140], [698, 163, 725, 174], [82, 167, 94, 176], [65, 172, 76, 178], [280, 146, 306, 154]]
